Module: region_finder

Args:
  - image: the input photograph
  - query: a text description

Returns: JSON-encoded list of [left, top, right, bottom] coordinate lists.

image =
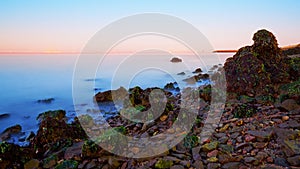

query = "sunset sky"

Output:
[[0, 0, 299, 53]]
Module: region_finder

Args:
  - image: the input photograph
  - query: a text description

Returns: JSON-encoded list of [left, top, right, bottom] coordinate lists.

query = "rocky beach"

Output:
[[1, 29, 300, 169]]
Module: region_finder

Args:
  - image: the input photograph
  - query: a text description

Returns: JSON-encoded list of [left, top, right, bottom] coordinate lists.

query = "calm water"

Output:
[[0, 53, 232, 144]]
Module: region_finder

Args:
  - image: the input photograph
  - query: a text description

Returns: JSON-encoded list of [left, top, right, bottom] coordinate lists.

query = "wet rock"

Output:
[[287, 155, 300, 166], [170, 57, 182, 63], [274, 157, 290, 167], [0, 124, 22, 141]]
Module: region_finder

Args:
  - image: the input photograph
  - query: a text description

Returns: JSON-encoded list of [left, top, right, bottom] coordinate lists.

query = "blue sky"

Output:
[[0, 0, 299, 52]]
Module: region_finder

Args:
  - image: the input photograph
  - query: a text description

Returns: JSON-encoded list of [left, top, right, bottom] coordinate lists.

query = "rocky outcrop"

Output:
[[224, 29, 291, 103]]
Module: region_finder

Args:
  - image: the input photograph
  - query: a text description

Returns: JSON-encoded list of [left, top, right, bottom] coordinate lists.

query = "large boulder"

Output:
[[224, 29, 291, 101]]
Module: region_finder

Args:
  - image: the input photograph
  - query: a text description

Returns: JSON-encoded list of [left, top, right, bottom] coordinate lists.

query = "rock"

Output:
[[192, 161, 204, 169], [24, 159, 40, 169], [37, 98, 54, 104], [170, 165, 184, 169], [43, 155, 58, 168], [207, 163, 221, 169], [207, 150, 218, 158], [247, 130, 273, 142], [255, 152, 268, 161], [2, 124, 22, 134], [281, 99, 300, 111], [218, 124, 230, 133], [160, 115, 168, 122], [287, 155, 300, 166], [37, 110, 66, 121], [282, 115, 289, 121], [232, 104, 256, 118], [177, 72, 185, 75], [202, 141, 219, 152], [253, 142, 268, 149], [64, 142, 84, 160], [0, 124, 22, 141], [193, 68, 202, 73], [224, 29, 291, 102], [282, 140, 300, 157], [170, 57, 182, 63], [221, 162, 242, 169], [155, 159, 173, 169], [54, 160, 78, 169], [274, 157, 290, 167], [244, 157, 256, 163], [245, 135, 256, 142], [0, 113, 9, 120], [95, 86, 127, 102], [207, 157, 218, 163], [192, 146, 201, 160]]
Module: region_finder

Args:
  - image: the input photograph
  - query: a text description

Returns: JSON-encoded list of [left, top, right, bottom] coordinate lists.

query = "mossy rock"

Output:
[[82, 140, 101, 158], [233, 104, 257, 118], [155, 159, 173, 169], [183, 134, 199, 148]]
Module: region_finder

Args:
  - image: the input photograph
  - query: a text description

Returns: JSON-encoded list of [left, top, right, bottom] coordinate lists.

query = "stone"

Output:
[[207, 150, 218, 158], [177, 72, 185, 75], [244, 157, 256, 163], [274, 157, 290, 167], [170, 165, 184, 169], [155, 159, 173, 169], [221, 162, 242, 169], [192, 146, 201, 160], [207, 157, 218, 163], [24, 159, 40, 169], [37, 98, 55, 104], [95, 87, 127, 102], [253, 142, 268, 149], [64, 142, 84, 160], [282, 140, 300, 157], [287, 155, 300, 166], [255, 151, 268, 161], [247, 130, 273, 142], [43, 155, 58, 168], [245, 135, 256, 142], [207, 163, 221, 169], [202, 141, 219, 152], [281, 99, 300, 111], [192, 161, 204, 169], [54, 160, 78, 169]]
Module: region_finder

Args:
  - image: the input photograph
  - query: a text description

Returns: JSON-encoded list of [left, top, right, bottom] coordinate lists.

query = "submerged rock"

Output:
[[37, 98, 55, 104]]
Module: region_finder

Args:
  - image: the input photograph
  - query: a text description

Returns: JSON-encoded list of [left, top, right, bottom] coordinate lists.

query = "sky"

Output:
[[0, 0, 300, 53]]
